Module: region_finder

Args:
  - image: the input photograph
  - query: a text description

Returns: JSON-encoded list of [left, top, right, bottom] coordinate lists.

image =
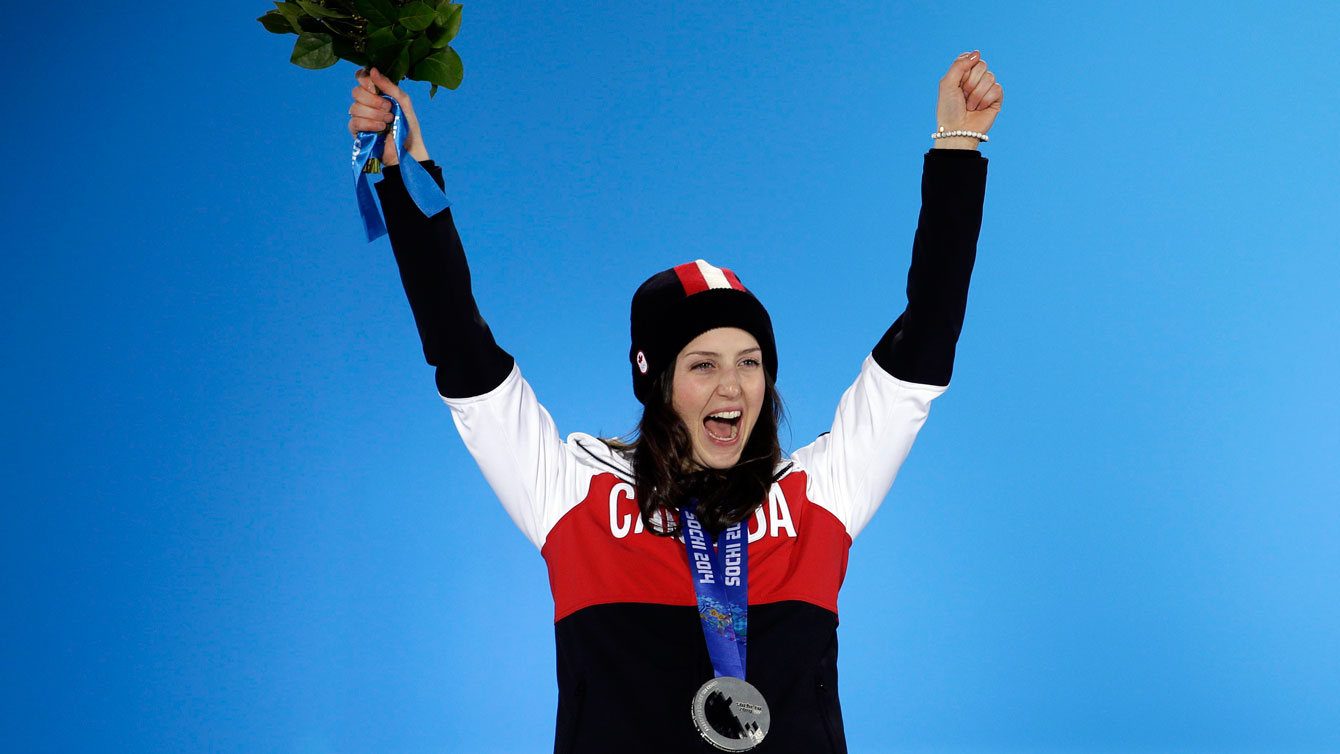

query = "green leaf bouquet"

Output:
[[258, 0, 463, 95]]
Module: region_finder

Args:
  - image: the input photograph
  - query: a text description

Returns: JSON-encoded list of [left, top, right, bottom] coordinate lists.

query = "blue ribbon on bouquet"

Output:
[[351, 94, 450, 242]]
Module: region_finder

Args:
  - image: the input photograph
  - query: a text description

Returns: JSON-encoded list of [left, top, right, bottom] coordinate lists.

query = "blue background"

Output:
[[4, 1, 1338, 752]]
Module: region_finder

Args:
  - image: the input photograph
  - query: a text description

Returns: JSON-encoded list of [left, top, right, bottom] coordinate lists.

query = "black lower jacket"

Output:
[[554, 602, 845, 754]]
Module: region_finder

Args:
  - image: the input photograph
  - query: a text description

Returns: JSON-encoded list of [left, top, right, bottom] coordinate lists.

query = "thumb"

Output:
[[370, 68, 410, 107], [941, 50, 979, 89]]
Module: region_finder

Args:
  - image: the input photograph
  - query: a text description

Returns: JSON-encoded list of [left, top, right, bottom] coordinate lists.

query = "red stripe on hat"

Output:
[[674, 261, 710, 295], [721, 267, 746, 291]]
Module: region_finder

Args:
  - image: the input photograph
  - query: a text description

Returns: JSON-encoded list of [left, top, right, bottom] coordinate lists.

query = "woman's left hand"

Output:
[[934, 50, 1003, 148]]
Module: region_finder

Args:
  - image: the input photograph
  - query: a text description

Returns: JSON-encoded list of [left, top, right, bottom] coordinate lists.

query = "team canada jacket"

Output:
[[374, 148, 987, 754]]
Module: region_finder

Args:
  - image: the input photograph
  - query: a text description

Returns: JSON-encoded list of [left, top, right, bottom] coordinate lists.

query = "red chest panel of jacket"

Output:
[[541, 470, 852, 622]]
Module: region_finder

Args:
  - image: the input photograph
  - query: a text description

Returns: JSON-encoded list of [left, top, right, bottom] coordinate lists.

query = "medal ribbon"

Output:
[[681, 504, 749, 679], [351, 94, 450, 242]]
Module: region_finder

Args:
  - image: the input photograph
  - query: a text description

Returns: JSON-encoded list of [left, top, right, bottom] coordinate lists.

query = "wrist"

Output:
[[931, 125, 987, 150], [932, 136, 979, 150]]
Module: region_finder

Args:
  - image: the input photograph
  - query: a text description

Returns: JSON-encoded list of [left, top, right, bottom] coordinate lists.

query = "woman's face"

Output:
[[670, 327, 766, 470]]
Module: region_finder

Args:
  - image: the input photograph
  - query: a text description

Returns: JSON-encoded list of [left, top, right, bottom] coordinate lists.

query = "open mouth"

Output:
[[704, 410, 742, 443]]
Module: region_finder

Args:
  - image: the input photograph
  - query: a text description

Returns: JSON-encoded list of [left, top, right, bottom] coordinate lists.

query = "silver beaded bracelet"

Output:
[[931, 126, 989, 143]]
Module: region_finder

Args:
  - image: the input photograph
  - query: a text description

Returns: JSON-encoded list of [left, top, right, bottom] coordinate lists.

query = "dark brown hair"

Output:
[[605, 368, 785, 537]]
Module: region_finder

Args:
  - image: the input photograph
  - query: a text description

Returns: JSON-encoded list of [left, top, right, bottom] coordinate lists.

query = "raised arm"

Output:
[[794, 51, 1001, 539], [348, 71, 594, 549], [874, 50, 999, 387], [348, 68, 514, 398]]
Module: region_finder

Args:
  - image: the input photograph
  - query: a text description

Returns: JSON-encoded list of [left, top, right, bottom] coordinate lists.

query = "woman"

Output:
[[348, 50, 1001, 754]]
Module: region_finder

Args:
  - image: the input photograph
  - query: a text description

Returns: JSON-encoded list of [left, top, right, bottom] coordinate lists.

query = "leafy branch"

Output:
[[258, 0, 464, 96]]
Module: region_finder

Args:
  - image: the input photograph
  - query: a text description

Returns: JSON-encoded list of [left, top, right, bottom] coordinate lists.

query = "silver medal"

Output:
[[690, 676, 770, 751]]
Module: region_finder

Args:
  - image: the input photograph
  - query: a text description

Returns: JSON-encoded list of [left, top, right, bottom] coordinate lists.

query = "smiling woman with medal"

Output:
[[348, 50, 1001, 753]]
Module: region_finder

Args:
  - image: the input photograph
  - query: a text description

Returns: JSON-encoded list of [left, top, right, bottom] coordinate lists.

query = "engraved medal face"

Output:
[[690, 677, 770, 752]]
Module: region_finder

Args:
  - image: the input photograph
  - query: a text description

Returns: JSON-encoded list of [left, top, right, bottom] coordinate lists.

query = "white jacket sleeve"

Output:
[[790, 356, 947, 540], [441, 363, 596, 549]]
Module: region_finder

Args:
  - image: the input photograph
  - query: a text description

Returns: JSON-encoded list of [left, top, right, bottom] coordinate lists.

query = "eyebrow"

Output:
[[682, 347, 762, 359]]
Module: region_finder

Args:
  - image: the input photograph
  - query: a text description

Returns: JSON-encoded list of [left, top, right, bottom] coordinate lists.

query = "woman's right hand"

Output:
[[347, 67, 431, 167]]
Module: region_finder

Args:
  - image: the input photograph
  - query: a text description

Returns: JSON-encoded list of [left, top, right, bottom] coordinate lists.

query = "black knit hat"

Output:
[[629, 259, 777, 405]]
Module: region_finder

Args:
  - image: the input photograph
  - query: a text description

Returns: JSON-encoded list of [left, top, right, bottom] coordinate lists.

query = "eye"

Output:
[[691, 360, 714, 372], [739, 357, 761, 369]]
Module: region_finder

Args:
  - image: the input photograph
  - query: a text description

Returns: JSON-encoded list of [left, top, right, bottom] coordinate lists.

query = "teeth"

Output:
[[708, 410, 742, 420]]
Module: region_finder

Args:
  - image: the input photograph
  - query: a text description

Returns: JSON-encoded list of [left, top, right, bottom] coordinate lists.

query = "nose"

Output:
[[717, 369, 742, 398]]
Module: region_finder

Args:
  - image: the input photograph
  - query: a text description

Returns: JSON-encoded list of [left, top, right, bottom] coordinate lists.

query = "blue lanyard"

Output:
[[351, 94, 450, 241], [681, 504, 749, 679]]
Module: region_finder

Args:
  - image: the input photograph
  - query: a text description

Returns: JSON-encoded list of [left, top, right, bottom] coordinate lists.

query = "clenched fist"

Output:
[[934, 51, 1003, 150], [347, 67, 431, 167]]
